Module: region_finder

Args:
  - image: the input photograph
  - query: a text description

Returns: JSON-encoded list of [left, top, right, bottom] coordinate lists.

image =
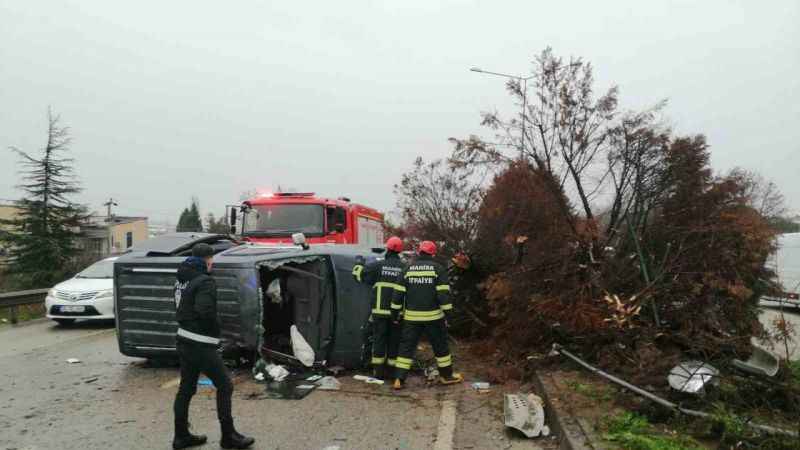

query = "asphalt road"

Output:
[[0, 319, 554, 450]]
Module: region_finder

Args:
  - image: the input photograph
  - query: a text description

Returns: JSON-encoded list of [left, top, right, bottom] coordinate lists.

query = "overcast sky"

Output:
[[1, 0, 798, 225]]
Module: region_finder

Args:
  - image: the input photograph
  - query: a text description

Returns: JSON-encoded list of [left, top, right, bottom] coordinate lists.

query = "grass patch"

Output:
[[0, 303, 46, 324], [604, 412, 704, 450], [789, 360, 800, 385], [566, 379, 613, 401]]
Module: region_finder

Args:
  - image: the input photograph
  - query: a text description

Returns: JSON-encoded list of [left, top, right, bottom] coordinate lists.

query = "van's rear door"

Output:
[[115, 256, 247, 358], [115, 257, 184, 357]]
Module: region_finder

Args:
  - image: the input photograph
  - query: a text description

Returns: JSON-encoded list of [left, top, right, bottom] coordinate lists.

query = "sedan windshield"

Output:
[[76, 259, 115, 279], [243, 204, 324, 237]]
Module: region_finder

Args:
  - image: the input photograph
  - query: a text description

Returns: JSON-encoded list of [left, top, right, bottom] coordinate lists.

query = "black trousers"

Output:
[[394, 319, 453, 380], [174, 339, 234, 437], [371, 316, 401, 367]]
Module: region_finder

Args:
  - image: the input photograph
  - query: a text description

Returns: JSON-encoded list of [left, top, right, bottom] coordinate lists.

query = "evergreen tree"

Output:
[[0, 110, 87, 288], [176, 199, 203, 232], [176, 207, 190, 232], [205, 213, 230, 234]]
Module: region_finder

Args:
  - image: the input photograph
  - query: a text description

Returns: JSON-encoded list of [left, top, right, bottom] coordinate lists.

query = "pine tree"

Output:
[[176, 208, 190, 232], [0, 110, 87, 288], [176, 199, 202, 232], [206, 213, 230, 234]]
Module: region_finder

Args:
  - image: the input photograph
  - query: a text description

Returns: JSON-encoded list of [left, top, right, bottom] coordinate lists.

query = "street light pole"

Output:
[[470, 67, 533, 159]]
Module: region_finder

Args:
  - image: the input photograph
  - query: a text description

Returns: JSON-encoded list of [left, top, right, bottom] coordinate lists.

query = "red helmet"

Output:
[[419, 240, 437, 256], [386, 236, 403, 253]]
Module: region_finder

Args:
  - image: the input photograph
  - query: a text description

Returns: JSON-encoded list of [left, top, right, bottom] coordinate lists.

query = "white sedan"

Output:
[[45, 257, 117, 325]]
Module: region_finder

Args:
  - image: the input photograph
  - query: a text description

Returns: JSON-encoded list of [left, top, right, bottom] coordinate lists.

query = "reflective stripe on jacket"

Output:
[[354, 252, 406, 316], [392, 254, 451, 322]]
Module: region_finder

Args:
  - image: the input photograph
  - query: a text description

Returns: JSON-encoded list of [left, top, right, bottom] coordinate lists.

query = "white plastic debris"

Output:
[[267, 279, 282, 304], [353, 374, 384, 385], [316, 376, 341, 391], [290, 325, 315, 367], [306, 375, 323, 382], [254, 372, 266, 382], [66, 358, 81, 364], [266, 364, 290, 382], [668, 361, 719, 394], [504, 393, 550, 438], [732, 346, 780, 377]]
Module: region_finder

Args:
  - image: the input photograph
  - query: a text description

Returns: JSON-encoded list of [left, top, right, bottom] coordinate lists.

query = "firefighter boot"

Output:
[[373, 364, 386, 380], [393, 378, 405, 390], [438, 366, 463, 385]]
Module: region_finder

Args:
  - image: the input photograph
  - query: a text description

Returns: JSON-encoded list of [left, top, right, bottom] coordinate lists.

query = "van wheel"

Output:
[[54, 319, 76, 326]]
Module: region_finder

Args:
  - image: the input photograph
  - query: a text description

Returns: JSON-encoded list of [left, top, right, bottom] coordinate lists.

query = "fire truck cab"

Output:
[[229, 192, 384, 247]]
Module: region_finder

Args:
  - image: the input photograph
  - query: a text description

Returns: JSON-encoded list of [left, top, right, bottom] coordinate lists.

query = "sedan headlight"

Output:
[[47, 288, 56, 298], [95, 289, 114, 299]]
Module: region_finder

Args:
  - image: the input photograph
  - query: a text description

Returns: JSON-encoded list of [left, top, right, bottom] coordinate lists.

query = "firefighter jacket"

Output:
[[352, 252, 405, 317], [174, 256, 221, 347], [391, 254, 452, 322]]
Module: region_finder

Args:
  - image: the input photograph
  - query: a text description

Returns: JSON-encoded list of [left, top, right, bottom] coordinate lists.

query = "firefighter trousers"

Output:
[[371, 316, 401, 367], [394, 319, 453, 381]]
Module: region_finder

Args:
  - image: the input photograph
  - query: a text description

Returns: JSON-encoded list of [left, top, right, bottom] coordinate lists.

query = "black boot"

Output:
[[221, 421, 255, 449], [373, 364, 386, 380], [172, 432, 207, 450]]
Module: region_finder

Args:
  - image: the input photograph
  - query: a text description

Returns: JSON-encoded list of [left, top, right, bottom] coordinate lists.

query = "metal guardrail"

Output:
[[0, 288, 49, 324]]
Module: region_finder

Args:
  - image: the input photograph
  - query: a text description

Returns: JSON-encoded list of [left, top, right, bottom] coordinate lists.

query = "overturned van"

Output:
[[114, 235, 376, 368]]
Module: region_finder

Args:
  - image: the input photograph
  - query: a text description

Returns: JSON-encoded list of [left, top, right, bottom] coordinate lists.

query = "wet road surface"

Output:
[[0, 319, 553, 450]]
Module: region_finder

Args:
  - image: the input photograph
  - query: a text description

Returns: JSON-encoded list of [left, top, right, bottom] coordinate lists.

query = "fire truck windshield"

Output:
[[242, 204, 325, 237]]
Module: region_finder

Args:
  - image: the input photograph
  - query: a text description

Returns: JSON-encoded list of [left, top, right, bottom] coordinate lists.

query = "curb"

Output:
[[532, 370, 595, 450]]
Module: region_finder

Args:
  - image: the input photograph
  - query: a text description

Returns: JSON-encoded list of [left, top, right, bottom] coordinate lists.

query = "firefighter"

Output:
[[391, 240, 463, 389], [352, 236, 406, 379], [172, 243, 254, 450]]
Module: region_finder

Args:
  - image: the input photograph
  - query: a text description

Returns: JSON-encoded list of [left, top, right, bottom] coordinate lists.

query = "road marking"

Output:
[[434, 400, 457, 450], [161, 377, 181, 389]]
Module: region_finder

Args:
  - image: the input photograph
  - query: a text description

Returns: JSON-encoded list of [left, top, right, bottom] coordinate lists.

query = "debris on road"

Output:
[[315, 376, 341, 391], [667, 361, 719, 394], [503, 393, 549, 438], [732, 346, 780, 377], [66, 358, 81, 364], [423, 365, 439, 382], [266, 364, 290, 382], [263, 379, 318, 400], [353, 374, 384, 385], [198, 377, 213, 387], [252, 359, 290, 382], [83, 377, 99, 384], [471, 381, 490, 392]]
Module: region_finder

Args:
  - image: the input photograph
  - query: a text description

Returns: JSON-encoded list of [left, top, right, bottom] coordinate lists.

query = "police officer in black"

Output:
[[172, 243, 254, 450], [352, 236, 406, 379]]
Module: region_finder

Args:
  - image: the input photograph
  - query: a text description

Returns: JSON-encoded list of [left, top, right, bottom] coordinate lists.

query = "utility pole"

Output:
[[470, 67, 533, 158], [103, 198, 118, 221]]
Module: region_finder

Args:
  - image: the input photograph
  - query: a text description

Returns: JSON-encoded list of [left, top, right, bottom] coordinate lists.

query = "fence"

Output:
[[0, 288, 49, 324]]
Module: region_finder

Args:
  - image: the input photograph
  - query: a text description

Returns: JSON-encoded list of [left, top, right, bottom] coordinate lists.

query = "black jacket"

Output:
[[391, 254, 452, 322], [174, 257, 221, 346], [353, 252, 406, 317]]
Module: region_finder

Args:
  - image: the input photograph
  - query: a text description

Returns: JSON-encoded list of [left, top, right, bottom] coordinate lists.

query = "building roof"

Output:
[[87, 215, 148, 226]]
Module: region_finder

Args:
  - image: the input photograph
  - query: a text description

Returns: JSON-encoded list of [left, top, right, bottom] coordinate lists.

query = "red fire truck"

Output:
[[228, 192, 385, 247]]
